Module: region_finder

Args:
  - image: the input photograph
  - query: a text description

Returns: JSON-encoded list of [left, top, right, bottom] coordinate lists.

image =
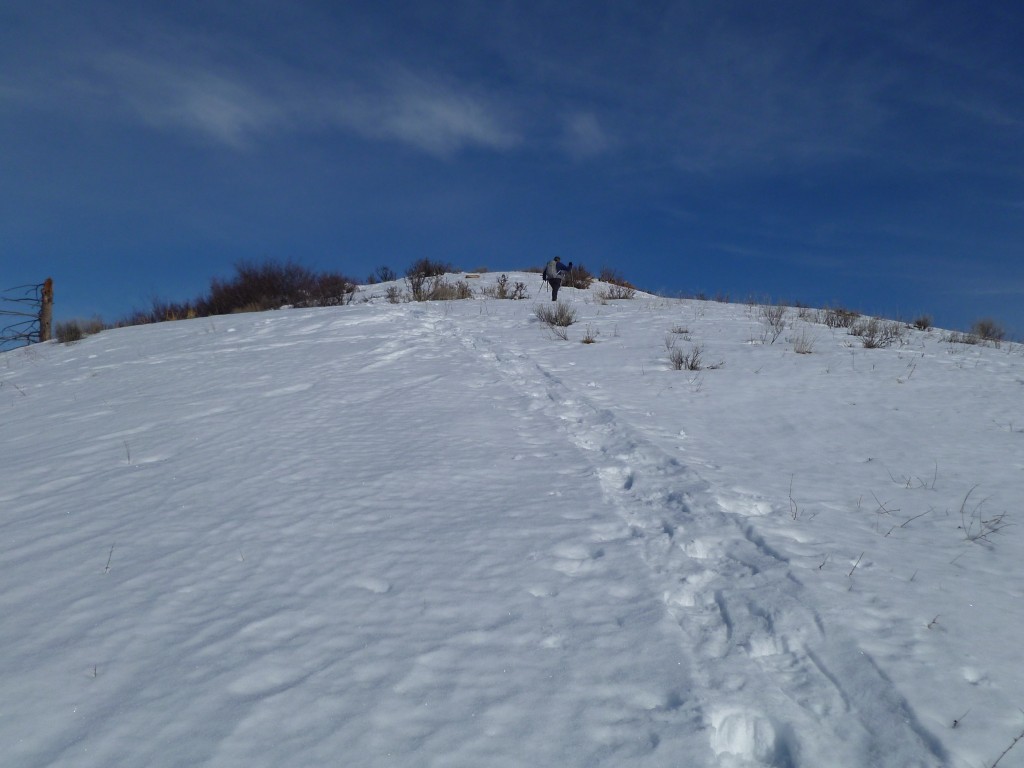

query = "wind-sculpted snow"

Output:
[[1, 273, 1022, 767]]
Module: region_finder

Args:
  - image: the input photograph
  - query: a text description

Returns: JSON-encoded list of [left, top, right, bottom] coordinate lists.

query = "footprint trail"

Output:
[[453, 320, 946, 768]]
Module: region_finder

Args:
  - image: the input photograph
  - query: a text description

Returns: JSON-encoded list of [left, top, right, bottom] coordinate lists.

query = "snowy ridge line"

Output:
[[444, 311, 947, 768]]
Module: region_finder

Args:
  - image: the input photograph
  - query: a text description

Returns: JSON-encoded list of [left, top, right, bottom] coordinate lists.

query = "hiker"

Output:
[[542, 257, 573, 301]]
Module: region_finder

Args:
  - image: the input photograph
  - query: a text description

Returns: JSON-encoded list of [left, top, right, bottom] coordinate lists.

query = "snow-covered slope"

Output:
[[3, 273, 1022, 767]]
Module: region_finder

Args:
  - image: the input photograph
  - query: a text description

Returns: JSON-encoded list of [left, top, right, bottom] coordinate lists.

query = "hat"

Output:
[[553, 256, 561, 262]]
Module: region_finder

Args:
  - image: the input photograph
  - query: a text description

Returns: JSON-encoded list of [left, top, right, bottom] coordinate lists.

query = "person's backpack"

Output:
[[543, 259, 561, 282]]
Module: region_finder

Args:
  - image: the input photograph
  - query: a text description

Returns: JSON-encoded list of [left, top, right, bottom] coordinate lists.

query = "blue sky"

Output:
[[2, 0, 1023, 336]]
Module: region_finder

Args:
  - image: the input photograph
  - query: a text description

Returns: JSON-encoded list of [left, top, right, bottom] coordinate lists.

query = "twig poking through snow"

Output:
[[990, 722, 1024, 767], [848, 552, 864, 579], [789, 475, 799, 520]]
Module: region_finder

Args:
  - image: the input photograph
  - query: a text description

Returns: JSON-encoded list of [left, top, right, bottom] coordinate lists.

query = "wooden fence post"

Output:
[[39, 278, 53, 342]]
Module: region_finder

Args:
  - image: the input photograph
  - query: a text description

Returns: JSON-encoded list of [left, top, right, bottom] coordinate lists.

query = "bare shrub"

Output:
[[823, 307, 859, 328], [385, 285, 404, 304], [482, 274, 528, 300], [432, 280, 473, 301], [667, 346, 686, 370], [118, 298, 197, 326], [791, 328, 815, 354], [147, 299, 198, 322], [851, 318, 903, 348], [405, 262, 462, 303], [61, 315, 105, 335], [596, 268, 635, 299], [945, 330, 981, 345], [373, 265, 397, 283], [107, 259, 359, 327], [55, 319, 86, 343], [669, 343, 703, 371], [912, 315, 932, 331], [758, 303, 787, 344], [231, 302, 265, 314], [197, 259, 357, 316], [957, 485, 1012, 542], [114, 310, 153, 327], [508, 280, 528, 300], [409, 275, 472, 301], [406, 271, 430, 301], [451, 281, 473, 301], [406, 258, 453, 279], [535, 302, 577, 327], [200, 259, 312, 315], [299, 273, 356, 307], [581, 324, 597, 344], [596, 283, 636, 300], [599, 266, 632, 287], [564, 263, 594, 290], [971, 317, 1005, 343], [884, 320, 904, 345]]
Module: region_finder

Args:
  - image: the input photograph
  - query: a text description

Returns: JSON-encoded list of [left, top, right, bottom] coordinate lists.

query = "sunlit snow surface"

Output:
[[3, 274, 1023, 767]]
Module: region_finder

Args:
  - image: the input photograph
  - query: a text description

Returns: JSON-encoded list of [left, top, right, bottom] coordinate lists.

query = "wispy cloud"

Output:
[[470, 3, 895, 173], [97, 50, 523, 156], [7, 31, 522, 157], [561, 112, 612, 159], [93, 52, 286, 150], [6, 0, 1020, 177], [332, 70, 521, 156], [913, 89, 1024, 136]]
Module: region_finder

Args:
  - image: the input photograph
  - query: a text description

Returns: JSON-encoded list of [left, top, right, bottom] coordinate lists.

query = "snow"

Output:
[[2, 272, 1023, 767]]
